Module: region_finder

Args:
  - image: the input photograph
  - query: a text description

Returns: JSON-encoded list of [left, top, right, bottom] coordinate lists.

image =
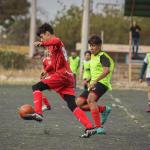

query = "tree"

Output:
[[51, 6, 82, 51], [0, 0, 30, 28]]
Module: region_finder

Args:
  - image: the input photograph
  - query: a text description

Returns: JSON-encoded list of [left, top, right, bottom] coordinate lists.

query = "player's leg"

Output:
[[63, 94, 96, 138], [86, 92, 105, 134], [135, 38, 139, 56], [87, 82, 111, 134], [24, 81, 50, 122], [76, 91, 107, 113], [132, 39, 135, 56], [76, 88, 110, 126], [42, 94, 51, 111], [76, 91, 89, 111]]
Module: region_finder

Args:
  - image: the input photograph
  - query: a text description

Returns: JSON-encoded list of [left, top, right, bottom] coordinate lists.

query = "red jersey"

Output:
[[41, 37, 72, 74], [42, 57, 54, 75]]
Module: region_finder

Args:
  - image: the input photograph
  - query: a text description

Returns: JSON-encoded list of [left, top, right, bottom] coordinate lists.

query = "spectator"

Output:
[[130, 20, 141, 58]]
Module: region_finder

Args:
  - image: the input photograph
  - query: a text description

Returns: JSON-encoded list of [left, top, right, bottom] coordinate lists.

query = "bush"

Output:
[[0, 51, 27, 69]]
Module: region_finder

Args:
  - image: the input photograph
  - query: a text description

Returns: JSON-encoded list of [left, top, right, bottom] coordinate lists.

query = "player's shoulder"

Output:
[[99, 51, 109, 57]]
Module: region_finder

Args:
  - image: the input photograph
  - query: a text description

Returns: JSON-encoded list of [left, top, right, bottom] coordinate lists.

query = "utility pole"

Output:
[[29, 0, 36, 58], [80, 0, 90, 69]]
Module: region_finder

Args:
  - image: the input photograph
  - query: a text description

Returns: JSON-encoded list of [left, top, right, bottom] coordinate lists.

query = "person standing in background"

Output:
[[69, 50, 80, 88], [130, 20, 141, 59]]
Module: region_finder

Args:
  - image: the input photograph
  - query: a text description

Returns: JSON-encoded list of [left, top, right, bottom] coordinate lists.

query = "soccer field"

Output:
[[0, 85, 150, 150]]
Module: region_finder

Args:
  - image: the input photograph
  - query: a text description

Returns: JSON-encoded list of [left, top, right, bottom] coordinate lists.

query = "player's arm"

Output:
[[41, 37, 61, 47], [40, 71, 47, 79], [77, 58, 80, 70], [40, 63, 47, 79], [34, 38, 61, 47]]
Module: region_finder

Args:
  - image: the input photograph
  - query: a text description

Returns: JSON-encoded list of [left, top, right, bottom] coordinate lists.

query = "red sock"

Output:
[[98, 105, 106, 112], [73, 107, 93, 129], [33, 90, 42, 115], [91, 108, 101, 128], [43, 95, 50, 107]]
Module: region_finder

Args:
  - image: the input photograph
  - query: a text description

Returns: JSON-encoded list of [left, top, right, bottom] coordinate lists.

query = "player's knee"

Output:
[[87, 97, 95, 104], [32, 84, 40, 91], [32, 82, 49, 92], [87, 93, 97, 104], [76, 97, 85, 107], [64, 95, 77, 112]]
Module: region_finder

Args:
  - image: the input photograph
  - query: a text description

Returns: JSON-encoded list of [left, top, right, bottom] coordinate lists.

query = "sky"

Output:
[[33, 0, 125, 22]]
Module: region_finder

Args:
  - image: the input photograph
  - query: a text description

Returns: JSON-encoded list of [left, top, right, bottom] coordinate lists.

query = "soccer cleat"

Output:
[[146, 107, 150, 112], [80, 128, 96, 138], [96, 127, 106, 134], [23, 113, 43, 122], [42, 105, 51, 112], [101, 106, 111, 125]]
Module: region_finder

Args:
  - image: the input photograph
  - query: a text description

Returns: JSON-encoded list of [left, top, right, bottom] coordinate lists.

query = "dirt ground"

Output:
[[0, 85, 150, 150]]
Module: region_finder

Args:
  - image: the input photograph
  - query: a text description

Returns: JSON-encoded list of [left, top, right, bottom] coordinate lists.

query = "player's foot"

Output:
[[23, 113, 43, 122], [80, 128, 96, 138], [96, 127, 106, 134], [101, 106, 111, 125], [146, 107, 150, 112], [42, 105, 51, 112]]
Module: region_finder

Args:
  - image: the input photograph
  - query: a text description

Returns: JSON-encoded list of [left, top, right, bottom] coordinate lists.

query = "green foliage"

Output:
[[0, 51, 27, 70], [0, 0, 30, 27], [5, 18, 30, 45], [52, 5, 150, 49], [0, 0, 31, 45], [52, 6, 82, 51]]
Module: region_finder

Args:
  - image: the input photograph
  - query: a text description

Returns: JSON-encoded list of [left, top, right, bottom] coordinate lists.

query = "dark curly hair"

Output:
[[88, 35, 102, 45], [37, 23, 54, 37]]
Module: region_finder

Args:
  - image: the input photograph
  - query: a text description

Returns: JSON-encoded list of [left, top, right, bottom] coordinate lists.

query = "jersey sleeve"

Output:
[[100, 54, 110, 67], [41, 37, 61, 47]]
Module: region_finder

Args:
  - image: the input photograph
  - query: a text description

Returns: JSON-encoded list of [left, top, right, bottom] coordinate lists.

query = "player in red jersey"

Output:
[[24, 23, 96, 138]]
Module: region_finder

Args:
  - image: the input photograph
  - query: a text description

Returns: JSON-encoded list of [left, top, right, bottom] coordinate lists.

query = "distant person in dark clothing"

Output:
[[130, 21, 141, 58]]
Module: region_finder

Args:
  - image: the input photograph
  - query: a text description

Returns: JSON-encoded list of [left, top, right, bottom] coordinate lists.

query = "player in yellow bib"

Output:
[[69, 50, 80, 88], [82, 51, 91, 90], [76, 35, 114, 137]]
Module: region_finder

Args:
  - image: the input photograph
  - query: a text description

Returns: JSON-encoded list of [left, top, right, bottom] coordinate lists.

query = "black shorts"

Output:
[[79, 82, 108, 101]]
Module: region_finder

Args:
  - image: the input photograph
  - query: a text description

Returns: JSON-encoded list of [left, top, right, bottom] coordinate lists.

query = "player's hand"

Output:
[[88, 81, 97, 91], [40, 72, 47, 79], [34, 41, 42, 46], [139, 78, 143, 83], [83, 80, 87, 85]]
